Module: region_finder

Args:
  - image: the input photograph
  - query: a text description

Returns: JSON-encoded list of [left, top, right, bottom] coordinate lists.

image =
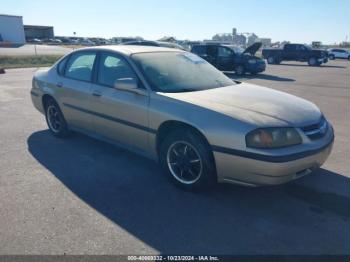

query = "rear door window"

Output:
[[207, 45, 217, 56], [299, 45, 307, 51], [192, 45, 207, 56], [57, 56, 68, 75], [285, 45, 296, 51]]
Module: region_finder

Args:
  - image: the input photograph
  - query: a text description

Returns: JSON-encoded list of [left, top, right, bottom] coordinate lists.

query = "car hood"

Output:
[[312, 49, 328, 55], [243, 42, 262, 55], [159, 83, 322, 127]]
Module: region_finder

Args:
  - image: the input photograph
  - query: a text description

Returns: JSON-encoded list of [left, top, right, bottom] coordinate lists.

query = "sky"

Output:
[[1, 0, 350, 44]]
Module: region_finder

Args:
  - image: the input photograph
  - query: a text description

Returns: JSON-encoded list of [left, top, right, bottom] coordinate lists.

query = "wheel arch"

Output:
[[156, 120, 213, 157], [156, 120, 217, 183], [42, 94, 56, 110]]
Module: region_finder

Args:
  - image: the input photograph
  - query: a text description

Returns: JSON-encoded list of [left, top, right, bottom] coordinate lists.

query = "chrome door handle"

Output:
[[56, 82, 63, 88], [92, 91, 102, 97]]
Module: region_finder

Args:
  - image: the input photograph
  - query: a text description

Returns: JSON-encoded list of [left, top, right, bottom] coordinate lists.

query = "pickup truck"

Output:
[[262, 44, 328, 66]]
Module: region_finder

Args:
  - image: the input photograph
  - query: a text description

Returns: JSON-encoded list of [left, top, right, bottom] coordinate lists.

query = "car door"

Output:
[[298, 45, 309, 61], [332, 49, 339, 58], [338, 49, 348, 58], [192, 45, 208, 61], [216, 46, 235, 71], [206, 45, 218, 66], [283, 44, 297, 61], [59, 51, 97, 131], [89, 52, 150, 153]]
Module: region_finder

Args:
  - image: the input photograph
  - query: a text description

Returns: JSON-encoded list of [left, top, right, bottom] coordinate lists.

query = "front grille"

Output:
[[301, 117, 328, 140]]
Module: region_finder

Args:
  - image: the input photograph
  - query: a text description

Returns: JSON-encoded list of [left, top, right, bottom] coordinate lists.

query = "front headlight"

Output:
[[246, 128, 302, 149], [248, 59, 257, 64]]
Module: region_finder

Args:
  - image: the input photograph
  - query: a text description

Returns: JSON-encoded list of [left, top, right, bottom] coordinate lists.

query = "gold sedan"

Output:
[[31, 46, 334, 191]]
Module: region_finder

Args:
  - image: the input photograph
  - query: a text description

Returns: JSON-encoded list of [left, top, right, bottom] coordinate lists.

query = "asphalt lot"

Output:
[[0, 60, 350, 255], [0, 44, 74, 56]]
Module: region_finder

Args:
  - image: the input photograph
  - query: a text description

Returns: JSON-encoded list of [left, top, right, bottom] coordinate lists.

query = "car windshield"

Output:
[[132, 52, 235, 93], [226, 45, 244, 54]]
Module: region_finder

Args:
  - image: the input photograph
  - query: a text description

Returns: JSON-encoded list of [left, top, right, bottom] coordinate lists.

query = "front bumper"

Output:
[[246, 61, 266, 73], [318, 58, 328, 64], [213, 136, 334, 187]]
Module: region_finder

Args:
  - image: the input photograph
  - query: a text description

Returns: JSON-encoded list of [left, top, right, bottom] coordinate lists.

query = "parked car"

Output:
[[70, 39, 80, 45], [47, 38, 62, 44], [30, 46, 334, 191], [59, 37, 72, 44], [191, 43, 266, 75], [122, 40, 186, 50], [28, 38, 42, 44], [262, 44, 328, 66], [327, 48, 350, 60], [79, 38, 95, 46]]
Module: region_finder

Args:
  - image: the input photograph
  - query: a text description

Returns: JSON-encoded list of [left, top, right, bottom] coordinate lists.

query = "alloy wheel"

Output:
[[166, 141, 203, 185], [268, 57, 274, 64], [47, 105, 62, 133]]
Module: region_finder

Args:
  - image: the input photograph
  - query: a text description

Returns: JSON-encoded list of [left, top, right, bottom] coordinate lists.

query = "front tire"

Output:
[[348, 56, 350, 61], [308, 57, 318, 66], [159, 129, 217, 191], [44, 98, 70, 138], [235, 65, 245, 76], [329, 54, 335, 60]]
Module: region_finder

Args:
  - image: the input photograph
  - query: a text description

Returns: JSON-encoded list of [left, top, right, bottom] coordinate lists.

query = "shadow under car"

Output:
[[27, 130, 350, 254]]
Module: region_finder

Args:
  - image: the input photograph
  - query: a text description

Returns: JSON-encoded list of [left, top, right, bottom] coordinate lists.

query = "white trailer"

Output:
[[0, 14, 26, 46]]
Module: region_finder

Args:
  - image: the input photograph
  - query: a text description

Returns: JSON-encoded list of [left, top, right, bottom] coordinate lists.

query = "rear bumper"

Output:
[[30, 88, 44, 114], [213, 136, 334, 187]]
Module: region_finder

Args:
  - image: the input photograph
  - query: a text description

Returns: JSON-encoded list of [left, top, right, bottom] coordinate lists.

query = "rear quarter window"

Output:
[[57, 56, 68, 76]]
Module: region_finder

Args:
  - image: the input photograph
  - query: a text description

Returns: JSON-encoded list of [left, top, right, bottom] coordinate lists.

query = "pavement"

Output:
[[0, 60, 350, 255], [0, 44, 75, 56]]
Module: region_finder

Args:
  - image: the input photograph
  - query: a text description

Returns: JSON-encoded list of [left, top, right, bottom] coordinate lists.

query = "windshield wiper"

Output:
[[172, 88, 198, 93]]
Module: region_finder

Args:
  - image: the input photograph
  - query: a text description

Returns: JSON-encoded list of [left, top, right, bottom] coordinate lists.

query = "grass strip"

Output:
[[0, 55, 62, 69]]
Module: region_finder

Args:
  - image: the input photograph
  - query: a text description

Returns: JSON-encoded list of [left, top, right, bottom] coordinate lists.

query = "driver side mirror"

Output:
[[114, 78, 145, 95]]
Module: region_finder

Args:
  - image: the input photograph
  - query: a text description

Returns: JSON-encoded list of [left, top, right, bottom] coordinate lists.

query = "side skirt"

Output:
[[68, 124, 158, 162]]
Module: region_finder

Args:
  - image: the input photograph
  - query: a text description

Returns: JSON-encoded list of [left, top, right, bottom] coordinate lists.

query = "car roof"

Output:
[[193, 44, 219, 46], [74, 45, 183, 56], [123, 40, 158, 44]]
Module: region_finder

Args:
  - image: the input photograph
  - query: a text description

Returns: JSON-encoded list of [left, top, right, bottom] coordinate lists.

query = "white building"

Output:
[[256, 38, 272, 47], [247, 33, 258, 46], [0, 14, 26, 46]]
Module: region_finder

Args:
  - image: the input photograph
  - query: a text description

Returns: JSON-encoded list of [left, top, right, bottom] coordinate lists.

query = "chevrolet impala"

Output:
[[30, 46, 334, 191]]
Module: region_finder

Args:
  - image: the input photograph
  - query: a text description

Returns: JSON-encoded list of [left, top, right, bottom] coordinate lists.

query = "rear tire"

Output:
[[44, 98, 70, 138], [159, 128, 217, 192], [348, 56, 350, 61], [329, 54, 335, 60], [267, 56, 275, 64]]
